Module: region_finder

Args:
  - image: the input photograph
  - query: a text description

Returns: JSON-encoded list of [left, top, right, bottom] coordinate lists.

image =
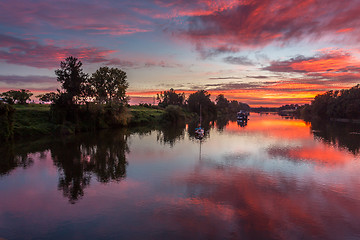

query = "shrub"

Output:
[[163, 105, 185, 123], [0, 103, 15, 141]]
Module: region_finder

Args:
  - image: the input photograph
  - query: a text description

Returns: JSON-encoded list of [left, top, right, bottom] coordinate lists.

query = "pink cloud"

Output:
[[0, 0, 152, 36], [151, 0, 239, 18], [0, 34, 181, 69], [264, 49, 360, 85], [177, 0, 360, 54], [0, 34, 116, 68]]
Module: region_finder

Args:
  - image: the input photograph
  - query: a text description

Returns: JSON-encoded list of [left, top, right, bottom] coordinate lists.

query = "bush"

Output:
[[0, 103, 15, 141], [163, 105, 185, 123]]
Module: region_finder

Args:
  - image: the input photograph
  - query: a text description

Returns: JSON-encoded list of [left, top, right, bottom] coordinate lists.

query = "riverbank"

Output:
[[8, 104, 167, 139]]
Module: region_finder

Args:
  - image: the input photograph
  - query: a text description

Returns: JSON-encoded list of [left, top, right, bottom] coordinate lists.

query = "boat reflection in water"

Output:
[[1, 113, 360, 239], [237, 119, 248, 127]]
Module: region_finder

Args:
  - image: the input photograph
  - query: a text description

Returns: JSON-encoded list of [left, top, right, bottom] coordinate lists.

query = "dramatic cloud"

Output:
[[264, 49, 360, 85], [0, 0, 151, 35], [0, 34, 182, 69], [180, 0, 360, 55], [152, 0, 239, 18], [1, 0, 360, 106], [0, 34, 115, 68]]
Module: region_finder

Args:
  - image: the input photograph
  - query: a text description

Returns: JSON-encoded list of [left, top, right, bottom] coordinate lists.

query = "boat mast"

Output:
[[199, 104, 202, 128]]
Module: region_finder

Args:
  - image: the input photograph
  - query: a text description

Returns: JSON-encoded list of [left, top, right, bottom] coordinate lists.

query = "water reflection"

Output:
[[187, 119, 213, 140], [156, 123, 186, 147], [0, 143, 34, 176], [129, 123, 187, 147], [1, 113, 360, 239], [311, 119, 360, 155], [236, 119, 248, 127], [51, 130, 129, 203], [178, 165, 360, 239], [0, 130, 129, 204]]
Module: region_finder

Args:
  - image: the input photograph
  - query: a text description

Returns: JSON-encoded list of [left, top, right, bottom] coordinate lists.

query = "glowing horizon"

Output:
[[1, 0, 360, 107]]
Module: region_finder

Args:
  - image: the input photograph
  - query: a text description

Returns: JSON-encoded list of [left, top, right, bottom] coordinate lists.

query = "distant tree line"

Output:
[[156, 88, 250, 120], [0, 89, 33, 104]]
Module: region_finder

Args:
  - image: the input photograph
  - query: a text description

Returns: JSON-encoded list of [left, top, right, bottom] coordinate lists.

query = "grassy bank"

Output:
[[128, 105, 164, 125], [13, 104, 57, 138], [9, 104, 166, 138]]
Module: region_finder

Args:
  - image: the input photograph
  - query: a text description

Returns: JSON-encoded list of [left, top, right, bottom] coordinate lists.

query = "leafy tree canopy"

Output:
[[0, 89, 33, 104], [310, 84, 360, 119], [89, 66, 129, 105], [55, 56, 88, 104], [36, 92, 58, 103], [157, 88, 185, 108], [187, 90, 216, 118]]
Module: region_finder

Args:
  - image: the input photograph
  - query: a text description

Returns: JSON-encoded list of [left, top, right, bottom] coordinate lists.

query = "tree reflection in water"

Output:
[[157, 123, 186, 147], [0, 143, 34, 176], [130, 123, 187, 147], [51, 129, 129, 203], [310, 119, 360, 155], [0, 129, 129, 204]]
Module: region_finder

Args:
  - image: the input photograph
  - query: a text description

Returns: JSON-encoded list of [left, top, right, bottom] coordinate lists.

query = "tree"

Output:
[[157, 88, 185, 108], [89, 66, 129, 105], [215, 94, 229, 114], [309, 84, 360, 119], [0, 89, 33, 104], [0, 90, 16, 104], [55, 56, 88, 104], [36, 92, 58, 103], [187, 90, 216, 118], [17, 89, 33, 104]]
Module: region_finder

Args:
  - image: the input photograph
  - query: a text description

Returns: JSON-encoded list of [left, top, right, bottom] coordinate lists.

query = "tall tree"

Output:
[[187, 90, 216, 118], [89, 66, 129, 105], [215, 94, 229, 114], [157, 88, 185, 107], [55, 56, 88, 104]]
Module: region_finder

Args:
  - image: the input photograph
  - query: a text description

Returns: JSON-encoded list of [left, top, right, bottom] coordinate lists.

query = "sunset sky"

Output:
[[1, 0, 360, 106]]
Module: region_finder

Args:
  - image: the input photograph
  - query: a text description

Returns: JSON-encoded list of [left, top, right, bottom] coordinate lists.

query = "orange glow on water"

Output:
[[288, 145, 354, 165]]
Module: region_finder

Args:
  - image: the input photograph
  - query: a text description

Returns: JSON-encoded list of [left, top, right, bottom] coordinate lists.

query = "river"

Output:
[[1, 113, 360, 239]]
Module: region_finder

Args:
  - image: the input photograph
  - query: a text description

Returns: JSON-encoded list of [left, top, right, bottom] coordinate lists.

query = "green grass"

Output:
[[13, 104, 51, 111], [10, 104, 166, 138], [128, 105, 165, 125], [13, 104, 57, 137]]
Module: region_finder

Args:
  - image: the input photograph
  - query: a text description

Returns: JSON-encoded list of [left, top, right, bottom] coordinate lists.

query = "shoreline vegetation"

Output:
[[0, 56, 251, 141], [1, 56, 359, 141]]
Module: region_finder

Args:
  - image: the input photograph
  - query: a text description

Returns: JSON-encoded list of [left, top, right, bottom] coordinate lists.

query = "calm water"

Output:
[[1, 113, 360, 240]]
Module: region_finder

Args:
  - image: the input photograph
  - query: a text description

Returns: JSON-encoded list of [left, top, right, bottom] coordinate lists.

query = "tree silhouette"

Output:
[[89, 66, 129, 105], [51, 130, 129, 203], [187, 90, 216, 118], [55, 56, 88, 104], [157, 88, 185, 108], [0, 89, 33, 104], [36, 92, 57, 103]]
